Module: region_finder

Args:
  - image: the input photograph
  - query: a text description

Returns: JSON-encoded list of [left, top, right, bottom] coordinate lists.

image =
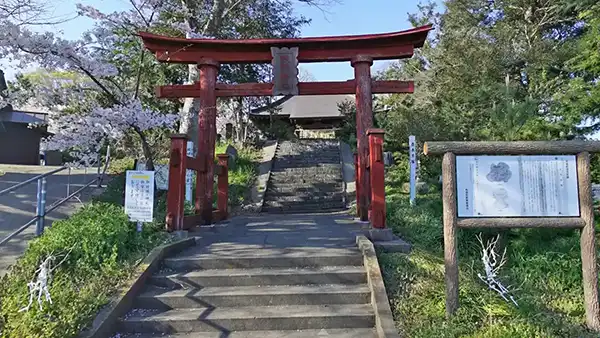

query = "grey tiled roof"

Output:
[[250, 95, 353, 119]]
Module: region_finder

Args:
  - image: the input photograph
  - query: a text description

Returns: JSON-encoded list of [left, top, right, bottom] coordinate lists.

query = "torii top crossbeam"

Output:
[[138, 25, 432, 64]]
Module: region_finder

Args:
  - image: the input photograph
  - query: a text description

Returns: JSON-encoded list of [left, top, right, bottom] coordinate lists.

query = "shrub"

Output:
[[0, 202, 166, 338], [0, 143, 259, 338]]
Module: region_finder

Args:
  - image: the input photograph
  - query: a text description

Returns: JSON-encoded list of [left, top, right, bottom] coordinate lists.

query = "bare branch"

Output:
[[477, 233, 518, 307]]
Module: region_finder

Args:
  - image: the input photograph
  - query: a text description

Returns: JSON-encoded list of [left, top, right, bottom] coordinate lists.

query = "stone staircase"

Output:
[[262, 139, 346, 213], [115, 214, 379, 337]]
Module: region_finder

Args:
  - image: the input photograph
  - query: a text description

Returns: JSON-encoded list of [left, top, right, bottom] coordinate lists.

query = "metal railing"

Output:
[[0, 148, 110, 246]]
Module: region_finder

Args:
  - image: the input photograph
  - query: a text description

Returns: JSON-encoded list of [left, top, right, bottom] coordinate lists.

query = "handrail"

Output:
[[0, 166, 67, 196], [0, 146, 111, 247]]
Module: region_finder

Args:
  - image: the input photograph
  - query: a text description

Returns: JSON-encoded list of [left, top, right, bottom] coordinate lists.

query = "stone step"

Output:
[[163, 249, 363, 271], [261, 206, 347, 214], [264, 191, 344, 200], [149, 266, 367, 288], [262, 200, 345, 210], [274, 152, 340, 157], [269, 171, 342, 178], [135, 284, 370, 309], [270, 172, 341, 178], [267, 184, 343, 193], [264, 195, 345, 204], [268, 176, 343, 184], [270, 166, 341, 174], [119, 304, 375, 333], [273, 158, 340, 164], [119, 328, 377, 337], [277, 145, 339, 150], [277, 144, 339, 149]]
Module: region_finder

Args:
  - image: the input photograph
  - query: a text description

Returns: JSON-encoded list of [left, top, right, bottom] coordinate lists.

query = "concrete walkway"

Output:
[[192, 211, 369, 251], [116, 211, 381, 337], [0, 165, 103, 276]]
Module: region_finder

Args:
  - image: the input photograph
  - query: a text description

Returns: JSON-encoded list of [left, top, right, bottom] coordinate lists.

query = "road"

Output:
[[0, 165, 105, 276]]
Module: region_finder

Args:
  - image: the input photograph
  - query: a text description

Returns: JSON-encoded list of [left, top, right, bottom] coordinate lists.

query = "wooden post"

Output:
[[166, 134, 188, 232], [352, 55, 374, 222], [354, 153, 361, 218], [577, 152, 600, 330], [195, 58, 220, 225], [217, 154, 229, 220], [368, 129, 386, 228], [442, 152, 459, 317]]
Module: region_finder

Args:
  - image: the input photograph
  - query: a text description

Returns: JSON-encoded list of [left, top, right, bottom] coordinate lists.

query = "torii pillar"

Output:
[[352, 55, 374, 221], [196, 58, 220, 224]]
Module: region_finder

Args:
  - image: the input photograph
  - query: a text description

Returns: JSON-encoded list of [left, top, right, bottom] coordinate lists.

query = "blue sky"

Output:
[[2, 0, 443, 81]]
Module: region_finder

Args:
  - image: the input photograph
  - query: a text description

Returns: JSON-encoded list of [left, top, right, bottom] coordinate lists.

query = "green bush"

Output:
[[105, 157, 135, 175], [0, 200, 166, 338], [0, 143, 259, 338]]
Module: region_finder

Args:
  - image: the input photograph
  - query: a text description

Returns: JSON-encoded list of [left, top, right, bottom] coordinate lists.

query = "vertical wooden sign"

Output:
[[271, 47, 299, 96], [409, 135, 417, 205]]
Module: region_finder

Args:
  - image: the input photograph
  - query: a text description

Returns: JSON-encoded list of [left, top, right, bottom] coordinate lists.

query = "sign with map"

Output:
[[456, 155, 580, 217]]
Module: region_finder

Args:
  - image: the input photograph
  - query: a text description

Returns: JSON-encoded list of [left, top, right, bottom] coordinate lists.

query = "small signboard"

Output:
[[271, 47, 299, 96], [125, 170, 155, 223], [186, 141, 194, 202], [154, 164, 169, 190], [456, 155, 579, 217]]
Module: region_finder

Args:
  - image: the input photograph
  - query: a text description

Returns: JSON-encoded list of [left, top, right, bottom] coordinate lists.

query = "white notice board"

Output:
[[456, 155, 579, 217], [125, 170, 155, 222]]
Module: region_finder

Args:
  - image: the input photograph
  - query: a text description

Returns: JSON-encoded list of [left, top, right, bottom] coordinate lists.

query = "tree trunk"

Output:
[[135, 127, 155, 170], [179, 0, 228, 153], [179, 63, 200, 154], [235, 97, 244, 143]]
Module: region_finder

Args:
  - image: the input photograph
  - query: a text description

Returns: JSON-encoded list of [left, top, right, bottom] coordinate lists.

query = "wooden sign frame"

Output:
[[424, 141, 600, 331]]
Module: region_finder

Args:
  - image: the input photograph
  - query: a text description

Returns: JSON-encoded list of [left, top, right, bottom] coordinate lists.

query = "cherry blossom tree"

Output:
[[1, 1, 182, 169], [0, 0, 339, 168]]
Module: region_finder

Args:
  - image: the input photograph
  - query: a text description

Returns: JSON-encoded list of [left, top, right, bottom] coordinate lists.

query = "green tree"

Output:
[[377, 0, 597, 150]]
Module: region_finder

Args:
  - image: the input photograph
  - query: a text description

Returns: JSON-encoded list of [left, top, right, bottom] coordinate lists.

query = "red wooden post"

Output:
[[368, 129, 386, 229], [166, 134, 188, 232], [354, 153, 361, 218], [195, 58, 220, 225], [352, 55, 374, 222], [217, 154, 229, 220]]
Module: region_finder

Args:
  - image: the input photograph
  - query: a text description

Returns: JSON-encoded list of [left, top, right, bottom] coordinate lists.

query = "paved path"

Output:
[[0, 165, 104, 276], [191, 211, 370, 255], [114, 211, 376, 337]]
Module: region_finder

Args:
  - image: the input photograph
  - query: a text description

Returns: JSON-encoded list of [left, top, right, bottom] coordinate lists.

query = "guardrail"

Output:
[[0, 148, 110, 246]]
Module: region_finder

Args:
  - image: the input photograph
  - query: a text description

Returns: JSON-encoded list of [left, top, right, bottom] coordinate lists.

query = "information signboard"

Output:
[[456, 155, 579, 217], [125, 170, 155, 223]]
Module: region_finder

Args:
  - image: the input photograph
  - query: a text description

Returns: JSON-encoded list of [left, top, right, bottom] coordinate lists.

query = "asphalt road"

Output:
[[0, 165, 105, 276]]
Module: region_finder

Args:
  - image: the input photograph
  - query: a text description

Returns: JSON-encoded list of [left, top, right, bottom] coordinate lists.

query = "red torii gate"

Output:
[[139, 25, 432, 229]]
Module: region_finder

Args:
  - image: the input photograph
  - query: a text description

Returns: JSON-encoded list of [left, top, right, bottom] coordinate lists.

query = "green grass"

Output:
[[0, 143, 260, 338], [382, 187, 598, 337], [214, 143, 261, 208], [0, 176, 170, 338]]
